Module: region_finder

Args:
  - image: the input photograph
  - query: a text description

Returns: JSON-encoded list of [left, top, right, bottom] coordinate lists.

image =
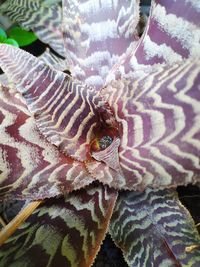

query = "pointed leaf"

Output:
[[0, 44, 112, 161], [62, 0, 140, 88], [1, 0, 65, 56], [102, 59, 200, 189], [0, 184, 117, 267], [86, 160, 126, 189], [0, 85, 94, 200], [110, 188, 200, 266]]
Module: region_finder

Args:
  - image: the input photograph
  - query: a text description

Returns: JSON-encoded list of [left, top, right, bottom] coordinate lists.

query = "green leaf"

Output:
[[4, 38, 19, 47], [0, 184, 118, 267], [7, 27, 37, 47], [110, 188, 200, 266], [0, 28, 7, 42], [1, 1, 65, 56]]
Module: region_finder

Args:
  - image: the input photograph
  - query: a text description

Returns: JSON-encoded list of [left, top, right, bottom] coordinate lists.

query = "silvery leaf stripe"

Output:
[[110, 188, 200, 267], [0, 183, 117, 267], [0, 84, 94, 200], [62, 0, 140, 89], [0, 44, 115, 162], [107, 0, 200, 80], [0, 0, 65, 57], [100, 59, 200, 189]]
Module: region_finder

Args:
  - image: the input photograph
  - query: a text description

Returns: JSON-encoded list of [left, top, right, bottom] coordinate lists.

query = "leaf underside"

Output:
[[110, 188, 200, 267], [0, 183, 118, 267]]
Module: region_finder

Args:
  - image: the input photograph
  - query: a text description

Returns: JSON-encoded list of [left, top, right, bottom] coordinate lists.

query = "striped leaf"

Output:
[[0, 44, 112, 161], [0, 0, 65, 56], [0, 74, 9, 87], [0, 183, 117, 267], [109, 188, 200, 267], [0, 85, 94, 200], [101, 59, 200, 189], [38, 48, 69, 72], [0, 199, 25, 223], [107, 0, 200, 80], [62, 0, 140, 89]]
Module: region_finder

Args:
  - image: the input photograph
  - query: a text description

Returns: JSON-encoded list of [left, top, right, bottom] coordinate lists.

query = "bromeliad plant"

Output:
[[0, 0, 200, 266]]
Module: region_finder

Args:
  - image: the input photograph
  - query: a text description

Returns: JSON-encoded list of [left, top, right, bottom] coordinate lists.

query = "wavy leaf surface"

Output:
[[101, 59, 200, 189], [38, 48, 68, 72], [107, 0, 200, 80], [0, 184, 117, 267], [0, 44, 114, 161], [110, 188, 200, 267], [0, 85, 94, 200], [62, 0, 140, 88], [0, 0, 65, 56]]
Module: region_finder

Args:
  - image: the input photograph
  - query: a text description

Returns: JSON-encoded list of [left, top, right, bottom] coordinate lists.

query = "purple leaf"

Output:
[[62, 0, 140, 89], [38, 48, 69, 72], [0, 184, 117, 267], [110, 188, 200, 266], [0, 85, 94, 200], [0, 44, 114, 161], [102, 59, 200, 189], [107, 0, 200, 80]]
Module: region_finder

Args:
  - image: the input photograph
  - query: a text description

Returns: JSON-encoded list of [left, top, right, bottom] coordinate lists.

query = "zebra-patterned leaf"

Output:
[[109, 188, 200, 267], [62, 0, 140, 89], [0, 74, 9, 87], [0, 183, 117, 267], [0, 0, 65, 56], [38, 48, 69, 72], [102, 59, 200, 189], [0, 85, 94, 200], [0, 199, 25, 223], [107, 0, 200, 80], [0, 44, 114, 161], [133, 0, 200, 65]]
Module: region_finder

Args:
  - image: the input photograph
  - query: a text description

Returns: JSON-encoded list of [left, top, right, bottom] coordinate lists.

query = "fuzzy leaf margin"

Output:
[[0, 44, 112, 162], [0, 85, 94, 200], [100, 59, 200, 190]]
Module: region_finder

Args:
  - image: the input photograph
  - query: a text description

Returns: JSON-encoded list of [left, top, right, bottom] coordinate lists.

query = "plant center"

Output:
[[99, 135, 113, 150]]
